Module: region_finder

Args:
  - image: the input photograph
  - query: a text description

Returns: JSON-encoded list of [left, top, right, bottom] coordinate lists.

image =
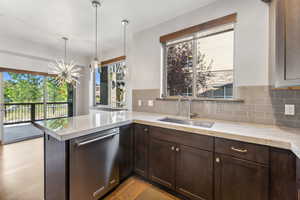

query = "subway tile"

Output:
[[132, 86, 300, 128]]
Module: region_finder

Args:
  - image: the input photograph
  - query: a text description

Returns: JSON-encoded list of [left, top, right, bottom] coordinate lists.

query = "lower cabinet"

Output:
[[134, 124, 298, 200], [270, 148, 297, 200], [214, 154, 269, 200], [119, 125, 134, 181], [149, 138, 176, 189], [134, 124, 149, 178], [176, 145, 213, 200], [148, 137, 214, 200]]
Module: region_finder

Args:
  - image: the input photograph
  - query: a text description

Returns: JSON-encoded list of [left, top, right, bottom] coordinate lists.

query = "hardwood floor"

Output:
[[104, 176, 180, 200], [0, 138, 43, 200]]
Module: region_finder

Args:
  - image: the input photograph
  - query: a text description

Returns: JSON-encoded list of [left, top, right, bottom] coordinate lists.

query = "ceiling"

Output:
[[0, 0, 216, 59]]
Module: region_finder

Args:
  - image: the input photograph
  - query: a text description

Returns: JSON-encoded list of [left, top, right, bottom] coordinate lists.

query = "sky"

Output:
[[95, 69, 101, 85], [3, 72, 10, 80]]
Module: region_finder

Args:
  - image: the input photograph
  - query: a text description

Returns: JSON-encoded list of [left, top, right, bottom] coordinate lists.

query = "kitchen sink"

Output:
[[158, 117, 214, 128], [94, 107, 128, 112]]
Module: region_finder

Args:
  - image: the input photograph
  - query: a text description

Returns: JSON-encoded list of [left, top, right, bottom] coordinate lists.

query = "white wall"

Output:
[[0, 37, 91, 115], [103, 0, 270, 93]]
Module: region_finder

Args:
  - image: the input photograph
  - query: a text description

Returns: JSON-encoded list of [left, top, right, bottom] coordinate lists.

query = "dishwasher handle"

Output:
[[76, 131, 118, 147]]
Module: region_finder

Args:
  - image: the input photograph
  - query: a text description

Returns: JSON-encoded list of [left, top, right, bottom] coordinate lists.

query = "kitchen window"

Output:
[[161, 14, 236, 99]]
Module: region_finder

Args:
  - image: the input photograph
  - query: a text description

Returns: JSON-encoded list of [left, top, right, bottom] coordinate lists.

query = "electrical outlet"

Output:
[[138, 100, 142, 107], [285, 104, 295, 116], [148, 100, 154, 107]]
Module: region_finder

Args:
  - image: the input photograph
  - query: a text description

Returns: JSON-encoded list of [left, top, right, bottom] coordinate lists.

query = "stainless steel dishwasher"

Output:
[[69, 128, 120, 200]]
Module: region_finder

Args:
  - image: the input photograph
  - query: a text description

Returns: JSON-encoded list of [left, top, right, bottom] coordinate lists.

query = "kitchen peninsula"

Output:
[[35, 110, 300, 200]]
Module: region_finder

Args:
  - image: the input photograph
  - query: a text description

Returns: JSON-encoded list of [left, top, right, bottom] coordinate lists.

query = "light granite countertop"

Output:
[[34, 110, 300, 158]]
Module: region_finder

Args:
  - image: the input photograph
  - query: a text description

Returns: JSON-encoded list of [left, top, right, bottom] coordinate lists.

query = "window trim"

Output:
[[161, 22, 236, 99], [160, 13, 237, 43]]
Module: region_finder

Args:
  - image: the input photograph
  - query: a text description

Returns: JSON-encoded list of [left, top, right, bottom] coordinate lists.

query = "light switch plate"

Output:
[[138, 100, 142, 107], [285, 104, 295, 116], [148, 100, 154, 107]]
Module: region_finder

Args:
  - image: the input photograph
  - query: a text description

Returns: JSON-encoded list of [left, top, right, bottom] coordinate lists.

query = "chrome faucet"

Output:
[[177, 95, 183, 116], [187, 98, 192, 120], [187, 98, 197, 120]]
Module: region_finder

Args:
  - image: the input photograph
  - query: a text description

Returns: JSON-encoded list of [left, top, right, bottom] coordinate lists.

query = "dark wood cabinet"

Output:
[[134, 124, 149, 178], [270, 148, 297, 200], [44, 134, 68, 200], [176, 145, 213, 200], [119, 125, 134, 181], [132, 124, 298, 200], [149, 127, 214, 200], [214, 153, 269, 200], [149, 138, 176, 189], [297, 158, 300, 200]]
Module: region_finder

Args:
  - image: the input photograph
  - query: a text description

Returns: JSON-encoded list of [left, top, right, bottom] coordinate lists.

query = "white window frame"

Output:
[[161, 23, 236, 99]]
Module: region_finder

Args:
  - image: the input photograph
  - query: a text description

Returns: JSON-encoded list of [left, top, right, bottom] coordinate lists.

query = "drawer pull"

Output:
[[144, 128, 148, 132], [171, 146, 175, 151], [231, 146, 248, 153], [175, 147, 180, 152]]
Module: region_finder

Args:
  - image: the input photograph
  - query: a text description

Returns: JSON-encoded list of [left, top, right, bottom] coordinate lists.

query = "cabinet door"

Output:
[[270, 148, 297, 200], [149, 137, 176, 189], [214, 154, 269, 200], [134, 124, 149, 178], [176, 145, 213, 200], [275, 0, 300, 87], [119, 125, 134, 181]]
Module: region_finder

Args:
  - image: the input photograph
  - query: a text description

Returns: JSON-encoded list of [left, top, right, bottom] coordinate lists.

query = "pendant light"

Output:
[[50, 37, 81, 87], [90, 0, 101, 71], [121, 19, 129, 74], [121, 19, 129, 57]]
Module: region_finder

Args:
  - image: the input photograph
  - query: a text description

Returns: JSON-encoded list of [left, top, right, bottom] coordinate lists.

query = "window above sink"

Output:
[[160, 14, 237, 100]]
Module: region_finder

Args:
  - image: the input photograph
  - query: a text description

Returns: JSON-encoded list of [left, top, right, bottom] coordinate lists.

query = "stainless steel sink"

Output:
[[94, 107, 128, 112], [158, 117, 214, 128]]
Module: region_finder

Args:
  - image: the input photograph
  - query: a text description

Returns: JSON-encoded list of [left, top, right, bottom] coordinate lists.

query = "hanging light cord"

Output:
[[123, 22, 126, 56], [64, 38, 67, 60], [62, 37, 68, 62], [95, 3, 98, 59]]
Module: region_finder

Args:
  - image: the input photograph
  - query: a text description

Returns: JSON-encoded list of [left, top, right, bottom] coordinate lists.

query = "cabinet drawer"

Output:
[[150, 126, 213, 151], [215, 138, 269, 165]]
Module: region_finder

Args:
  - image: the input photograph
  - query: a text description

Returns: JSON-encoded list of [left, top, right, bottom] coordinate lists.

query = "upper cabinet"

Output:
[[275, 0, 300, 88]]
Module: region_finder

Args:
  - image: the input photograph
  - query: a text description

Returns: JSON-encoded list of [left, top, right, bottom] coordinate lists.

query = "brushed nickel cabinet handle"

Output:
[[171, 146, 175, 151], [216, 157, 220, 163], [76, 132, 118, 147], [175, 147, 180, 152], [144, 128, 148, 132], [231, 146, 248, 153]]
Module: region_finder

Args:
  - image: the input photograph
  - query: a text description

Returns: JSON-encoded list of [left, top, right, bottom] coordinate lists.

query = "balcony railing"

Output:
[[4, 102, 71, 125]]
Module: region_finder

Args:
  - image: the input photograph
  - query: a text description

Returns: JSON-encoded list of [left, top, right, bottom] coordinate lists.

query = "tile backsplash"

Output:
[[132, 86, 300, 128]]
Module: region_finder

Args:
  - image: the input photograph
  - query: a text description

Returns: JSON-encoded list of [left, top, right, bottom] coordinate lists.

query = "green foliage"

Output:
[[4, 72, 68, 103], [4, 73, 44, 103], [46, 77, 68, 102]]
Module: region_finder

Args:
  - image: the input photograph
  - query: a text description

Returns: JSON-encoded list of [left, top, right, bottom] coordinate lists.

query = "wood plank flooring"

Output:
[[0, 138, 44, 200], [104, 177, 180, 200]]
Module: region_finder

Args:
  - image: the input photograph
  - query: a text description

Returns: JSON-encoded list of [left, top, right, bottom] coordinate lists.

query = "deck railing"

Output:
[[4, 102, 71, 125]]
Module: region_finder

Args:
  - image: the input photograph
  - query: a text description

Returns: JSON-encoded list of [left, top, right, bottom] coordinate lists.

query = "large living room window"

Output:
[[161, 14, 236, 99]]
